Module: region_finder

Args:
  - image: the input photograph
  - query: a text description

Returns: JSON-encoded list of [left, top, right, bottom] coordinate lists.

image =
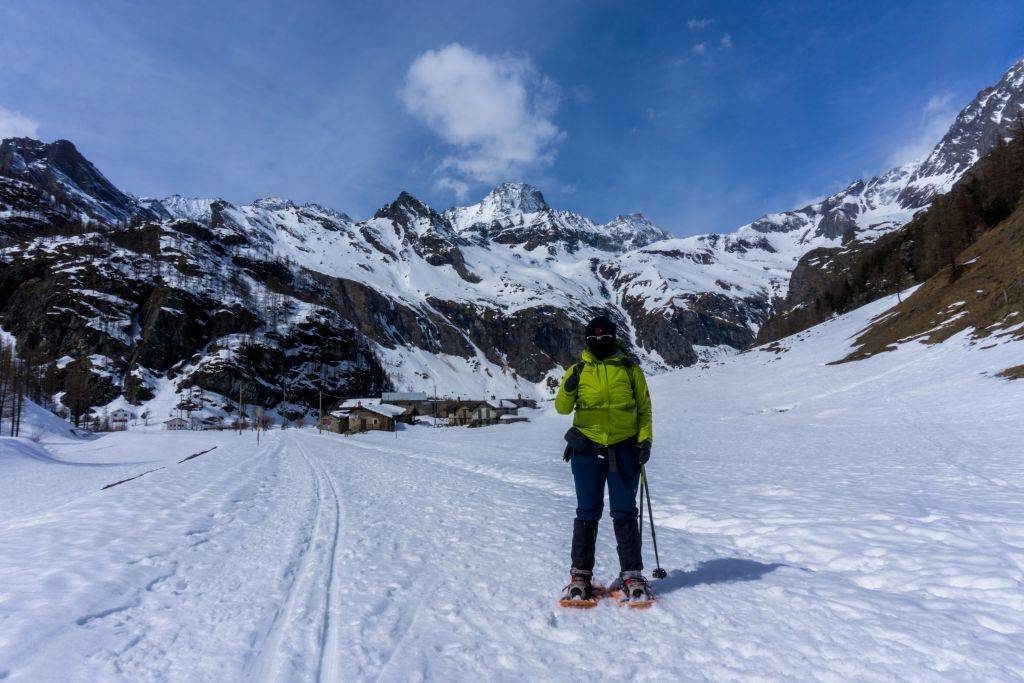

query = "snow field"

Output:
[[0, 291, 1022, 680]]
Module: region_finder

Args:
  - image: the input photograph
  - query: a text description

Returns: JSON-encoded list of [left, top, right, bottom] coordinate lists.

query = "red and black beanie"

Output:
[[585, 315, 616, 338]]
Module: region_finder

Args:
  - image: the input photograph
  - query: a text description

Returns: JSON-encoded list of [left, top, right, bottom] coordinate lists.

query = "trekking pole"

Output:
[[640, 465, 667, 579], [638, 472, 644, 549]]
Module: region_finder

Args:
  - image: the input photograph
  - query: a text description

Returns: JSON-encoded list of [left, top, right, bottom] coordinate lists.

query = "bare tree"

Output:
[[64, 359, 94, 427], [0, 342, 13, 435]]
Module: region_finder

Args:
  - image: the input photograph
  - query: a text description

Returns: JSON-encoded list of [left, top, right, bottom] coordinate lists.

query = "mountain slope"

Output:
[[0, 137, 158, 225], [1, 57, 1022, 420], [739, 58, 1024, 245], [758, 113, 1024, 347], [842, 177, 1024, 368]]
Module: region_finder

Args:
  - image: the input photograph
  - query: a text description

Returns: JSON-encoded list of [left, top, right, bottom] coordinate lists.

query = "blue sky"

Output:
[[1, 1, 1022, 236]]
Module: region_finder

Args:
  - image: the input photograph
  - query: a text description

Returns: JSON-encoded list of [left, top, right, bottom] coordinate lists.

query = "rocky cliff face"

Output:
[[0, 137, 158, 225], [2, 57, 1022, 420], [0, 212, 389, 423], [907, 58, 1024, 191]]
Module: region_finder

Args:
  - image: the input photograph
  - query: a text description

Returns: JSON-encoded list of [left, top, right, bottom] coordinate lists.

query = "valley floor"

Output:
[[1, 293, 1023, 681]]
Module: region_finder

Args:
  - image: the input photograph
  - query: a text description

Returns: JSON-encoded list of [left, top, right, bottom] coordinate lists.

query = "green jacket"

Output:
[[555, 348, 653, 446]]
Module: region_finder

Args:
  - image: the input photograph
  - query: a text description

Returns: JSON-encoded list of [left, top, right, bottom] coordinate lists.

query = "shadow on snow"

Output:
[[655, 558, 787, 595]]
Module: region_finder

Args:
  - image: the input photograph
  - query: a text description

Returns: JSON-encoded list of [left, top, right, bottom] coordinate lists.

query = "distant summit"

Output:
[[483, 182, 549, 214], [445, 182, 549, 233], [0, 137, 156, 224]]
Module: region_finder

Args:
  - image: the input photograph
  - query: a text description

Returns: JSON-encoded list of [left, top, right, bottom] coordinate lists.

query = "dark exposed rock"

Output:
[[374, 191, 442, 226], [724, 236, 776, 255], [624, 291, 770, 367], [816, 210, 858, 240], [185, 309, 390, 411], [0, 222, 387, 414], [409, 232, 481, 283], [0, 138, 156, 224], [313, 273, 472, 356], [426, 300, 587, 382]]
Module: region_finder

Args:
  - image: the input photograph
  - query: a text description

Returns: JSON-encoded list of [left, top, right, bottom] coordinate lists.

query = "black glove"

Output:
[[564, 362, 584, 393], [636, 441, 651, 465]]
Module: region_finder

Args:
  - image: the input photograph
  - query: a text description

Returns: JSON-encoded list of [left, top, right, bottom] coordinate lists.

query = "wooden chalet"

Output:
[[347, 403, 405, 432], [110, 408, 134, 430], [164, 417, 190, 431]]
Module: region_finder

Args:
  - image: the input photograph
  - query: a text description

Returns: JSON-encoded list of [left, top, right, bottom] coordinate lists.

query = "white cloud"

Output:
[[687, 18, 714, 30], [925, 92, 955, 114], [0, 105, 39, 140], [889, 91, 959, 166], [720, 34, 733, 49], [400, 43, 563, 192], [692, 42, 708, 55], [436, 176, 470, 201]]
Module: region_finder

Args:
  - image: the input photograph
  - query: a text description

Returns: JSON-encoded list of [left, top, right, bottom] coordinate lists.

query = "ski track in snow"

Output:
[[1, 293, 1024, 680]]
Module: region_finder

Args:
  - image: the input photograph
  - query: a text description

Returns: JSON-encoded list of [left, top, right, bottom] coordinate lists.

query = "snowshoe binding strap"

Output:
[[559, 570, 604, 608], [611, 571, 656, 608], [563, 569, 593, 600]]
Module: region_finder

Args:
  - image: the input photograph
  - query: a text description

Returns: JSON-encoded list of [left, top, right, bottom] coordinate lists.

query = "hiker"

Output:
[[556, 314, 654, 603]]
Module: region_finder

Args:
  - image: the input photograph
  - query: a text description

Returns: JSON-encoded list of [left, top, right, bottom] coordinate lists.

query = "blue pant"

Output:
[[570, 440, 640, 522]]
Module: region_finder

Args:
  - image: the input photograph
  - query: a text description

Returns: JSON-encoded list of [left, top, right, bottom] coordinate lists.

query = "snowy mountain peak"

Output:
[[0, 137, 152, 224], [909, 55, 1024, 186], [731, 56, 1024, 246], [483, 182, 549, 214], [374, 191, 437, 222], [444, 183, 549, 234], [251, 197, 297, 211], [299, 202, 353, 222], [602, 212, 670, 245], [148, 195, 224, 223]]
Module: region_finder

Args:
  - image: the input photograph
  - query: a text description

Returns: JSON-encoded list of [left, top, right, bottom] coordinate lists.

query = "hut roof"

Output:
[[340, 398, 380, 409], [382, 391, 427, 402], [354, 403, 406, 418]]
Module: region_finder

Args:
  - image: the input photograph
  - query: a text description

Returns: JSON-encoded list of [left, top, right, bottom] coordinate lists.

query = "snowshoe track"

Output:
[[249, 435, 345, 683]]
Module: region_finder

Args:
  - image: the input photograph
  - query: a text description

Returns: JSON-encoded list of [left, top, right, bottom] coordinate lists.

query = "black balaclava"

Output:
[[585, 315, 617, 360]]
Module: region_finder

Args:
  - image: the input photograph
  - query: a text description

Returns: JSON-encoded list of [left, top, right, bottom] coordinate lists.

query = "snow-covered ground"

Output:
[[1, 292, 1022, 681]]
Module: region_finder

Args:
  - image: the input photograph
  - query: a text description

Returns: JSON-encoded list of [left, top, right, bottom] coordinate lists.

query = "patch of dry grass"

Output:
[[997, 364, 1024, 380], [837, 205, 1024, 363]]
